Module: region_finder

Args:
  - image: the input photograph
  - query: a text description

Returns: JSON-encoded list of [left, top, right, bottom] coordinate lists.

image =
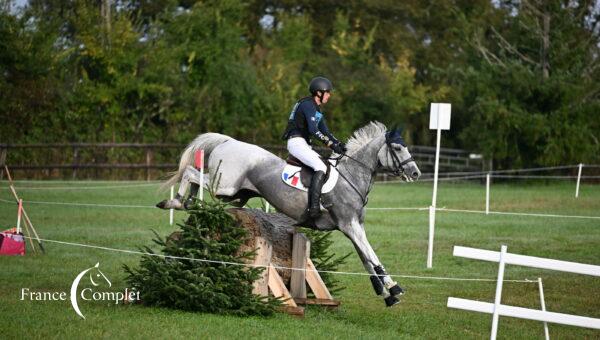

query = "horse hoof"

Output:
[[389, 284, 404, 296], [384, 295, 400, 307], [183, 197, 197, 210], [156, 200, 168, 209], [156, 199, 183, 210]]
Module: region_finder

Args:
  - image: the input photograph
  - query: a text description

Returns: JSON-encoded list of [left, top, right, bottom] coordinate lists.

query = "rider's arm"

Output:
[[300, 102, 333, 145], [318, 119, 339, 146]]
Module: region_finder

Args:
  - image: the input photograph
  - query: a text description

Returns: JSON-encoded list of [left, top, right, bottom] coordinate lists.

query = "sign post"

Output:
[[427, 103, 451, 268], [486, 173, 491, 215], [575, 163, 583, 198]]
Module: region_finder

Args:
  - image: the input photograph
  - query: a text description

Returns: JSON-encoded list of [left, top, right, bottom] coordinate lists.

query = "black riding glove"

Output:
[[331, 141, 347, 154]]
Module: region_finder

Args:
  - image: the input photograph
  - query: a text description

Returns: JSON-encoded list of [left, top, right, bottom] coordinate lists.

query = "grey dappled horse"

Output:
[[159, 121, 421, 306]]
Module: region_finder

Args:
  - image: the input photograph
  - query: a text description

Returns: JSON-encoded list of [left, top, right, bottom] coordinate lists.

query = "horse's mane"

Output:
[[345, 121, 387, 156]]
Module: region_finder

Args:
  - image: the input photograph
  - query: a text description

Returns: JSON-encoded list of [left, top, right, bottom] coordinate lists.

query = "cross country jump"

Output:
[[156, 121, 421, 306]]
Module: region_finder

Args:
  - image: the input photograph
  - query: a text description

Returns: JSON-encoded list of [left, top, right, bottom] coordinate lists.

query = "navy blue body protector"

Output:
[[281, 97, 338, 146]]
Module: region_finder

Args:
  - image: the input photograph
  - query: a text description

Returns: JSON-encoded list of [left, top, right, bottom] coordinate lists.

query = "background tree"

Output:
[[1, 0, 598, 168]]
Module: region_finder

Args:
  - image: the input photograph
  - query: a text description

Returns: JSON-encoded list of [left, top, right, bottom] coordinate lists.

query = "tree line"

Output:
[[1, 0, 598, 168]]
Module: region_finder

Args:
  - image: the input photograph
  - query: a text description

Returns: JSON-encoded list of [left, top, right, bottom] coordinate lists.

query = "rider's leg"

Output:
[[308, 171, 326, 218], [287, 137, 328, 217]]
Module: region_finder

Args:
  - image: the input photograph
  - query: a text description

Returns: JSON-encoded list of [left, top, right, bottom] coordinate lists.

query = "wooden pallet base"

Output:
[[252, 232, 338, 317], [294, 297, 341, 308]]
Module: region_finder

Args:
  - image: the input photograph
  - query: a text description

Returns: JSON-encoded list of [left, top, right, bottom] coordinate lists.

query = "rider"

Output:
[[282, 76, 347, 218]]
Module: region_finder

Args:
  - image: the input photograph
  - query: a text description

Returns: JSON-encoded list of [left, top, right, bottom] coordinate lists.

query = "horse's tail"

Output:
[[162, 133, 233, 191]]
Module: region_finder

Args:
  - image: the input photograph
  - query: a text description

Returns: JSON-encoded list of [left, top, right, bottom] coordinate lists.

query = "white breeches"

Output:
[[287, 137, 327, 173]]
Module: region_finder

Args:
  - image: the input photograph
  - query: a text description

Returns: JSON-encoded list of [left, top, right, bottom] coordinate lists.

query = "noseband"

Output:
[[386, 140, 414, 176]]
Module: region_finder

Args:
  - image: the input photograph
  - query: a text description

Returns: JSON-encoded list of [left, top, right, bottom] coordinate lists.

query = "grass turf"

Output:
[[0, 179, 598, 339]]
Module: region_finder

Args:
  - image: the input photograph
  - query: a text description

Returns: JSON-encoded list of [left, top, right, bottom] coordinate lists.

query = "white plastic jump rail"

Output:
[[453, 246, 600, 277], [448, 245, 600, 339]]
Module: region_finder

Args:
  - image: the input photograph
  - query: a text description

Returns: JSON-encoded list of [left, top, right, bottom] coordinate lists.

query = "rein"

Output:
[[331, 156, 370, 207], [328, 141, 413, 207]]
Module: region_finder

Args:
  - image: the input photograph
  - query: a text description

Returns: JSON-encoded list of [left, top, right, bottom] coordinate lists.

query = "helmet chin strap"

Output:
[[316, 90, 325, 104]]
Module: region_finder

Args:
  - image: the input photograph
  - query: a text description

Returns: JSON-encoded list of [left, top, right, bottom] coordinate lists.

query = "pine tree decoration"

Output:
[[124, 199, 280, 316]]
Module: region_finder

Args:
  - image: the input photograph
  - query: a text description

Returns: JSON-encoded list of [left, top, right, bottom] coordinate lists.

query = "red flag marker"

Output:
[[194, 150, 204, 169]]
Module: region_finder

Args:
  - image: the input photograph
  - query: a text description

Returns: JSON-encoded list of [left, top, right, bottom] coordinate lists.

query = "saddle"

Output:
[[281, 155, 338, 193]]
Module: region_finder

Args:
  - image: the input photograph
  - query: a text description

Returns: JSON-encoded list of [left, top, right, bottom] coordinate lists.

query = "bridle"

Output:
[[385, 139, 415, 177], [328, 132, 415, 206]]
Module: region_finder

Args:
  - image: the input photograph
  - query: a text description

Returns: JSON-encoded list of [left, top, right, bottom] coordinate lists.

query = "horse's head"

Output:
[[377, 129, 421, 182], [88, 262, 112, 288]]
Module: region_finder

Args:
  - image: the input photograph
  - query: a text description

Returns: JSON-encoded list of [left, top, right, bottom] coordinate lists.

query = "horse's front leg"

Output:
[[340, 218, 404, 307]]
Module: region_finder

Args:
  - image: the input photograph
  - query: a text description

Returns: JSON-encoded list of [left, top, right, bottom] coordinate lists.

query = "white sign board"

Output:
[[429, 103, 451, 130]]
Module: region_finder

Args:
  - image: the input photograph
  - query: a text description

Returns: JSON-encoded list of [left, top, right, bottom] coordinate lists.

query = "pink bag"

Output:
[[0, 228, 25, 256]]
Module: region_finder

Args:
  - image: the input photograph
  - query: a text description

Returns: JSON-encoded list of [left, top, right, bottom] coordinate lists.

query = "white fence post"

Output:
[[538, 278, 550, 340], [265, 201, 270, 213], [427, 103, 451, 269], [486, 173, 490, 215], [491, 245, 507, 340], [169, 186, 174, 226], [575, 163, 583, 198], [427, 206, 435, 268]]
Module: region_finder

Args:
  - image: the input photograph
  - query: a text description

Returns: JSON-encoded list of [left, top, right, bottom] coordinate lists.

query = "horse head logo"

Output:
[[70, 262, 111, 319]]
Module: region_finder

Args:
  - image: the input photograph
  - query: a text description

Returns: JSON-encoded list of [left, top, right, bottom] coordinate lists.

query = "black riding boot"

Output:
[[309, 171, 326, 218]]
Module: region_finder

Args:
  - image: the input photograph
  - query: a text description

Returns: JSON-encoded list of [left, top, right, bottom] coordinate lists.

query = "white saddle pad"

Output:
[[281, 163, 339, 193]]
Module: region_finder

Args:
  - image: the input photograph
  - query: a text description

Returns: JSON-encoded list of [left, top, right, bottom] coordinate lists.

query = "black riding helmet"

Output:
[[309, 76, 333, 102]]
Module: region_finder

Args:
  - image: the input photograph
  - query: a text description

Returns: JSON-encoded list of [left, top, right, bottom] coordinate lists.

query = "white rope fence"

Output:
[[0, 182, 160, 191], [435, 207, 600, 220], [0, 197, 154, 209], [19, 234, 535, 283], [2, 197, 600, 220]]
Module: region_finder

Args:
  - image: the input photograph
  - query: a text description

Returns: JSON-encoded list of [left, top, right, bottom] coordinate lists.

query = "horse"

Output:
[[157, 121, 421, 306]]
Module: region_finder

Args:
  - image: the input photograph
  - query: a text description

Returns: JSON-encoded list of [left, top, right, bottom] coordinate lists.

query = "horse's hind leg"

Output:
[[157, 166, 205, 210]]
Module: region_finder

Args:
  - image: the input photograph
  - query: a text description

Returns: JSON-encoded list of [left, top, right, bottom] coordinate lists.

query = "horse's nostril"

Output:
[[412, 172, 419, 178]]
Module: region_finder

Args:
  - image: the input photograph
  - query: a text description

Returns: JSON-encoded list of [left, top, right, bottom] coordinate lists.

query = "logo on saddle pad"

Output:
[[281, 164, 339, 193]]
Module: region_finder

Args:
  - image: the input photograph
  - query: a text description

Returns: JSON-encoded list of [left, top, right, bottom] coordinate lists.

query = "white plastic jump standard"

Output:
[[453, 246, 600, 276], [195, 150, 205, 201], [427, 103, 451, 268], [448, 245, 600, 338], [486, 173, 490, 215], [490, 245, 507, 340], [447, 298, 600, 330], [538, 278, 550, 340], [575, 163, 583, 198], [16, 198, 23, 234]]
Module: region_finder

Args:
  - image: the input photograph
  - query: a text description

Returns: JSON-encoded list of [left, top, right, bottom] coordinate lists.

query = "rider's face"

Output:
[[321, 91, 331, 104]]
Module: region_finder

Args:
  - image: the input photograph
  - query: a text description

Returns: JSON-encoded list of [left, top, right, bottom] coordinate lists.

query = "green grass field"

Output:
[[1, 179, 599, 339]]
